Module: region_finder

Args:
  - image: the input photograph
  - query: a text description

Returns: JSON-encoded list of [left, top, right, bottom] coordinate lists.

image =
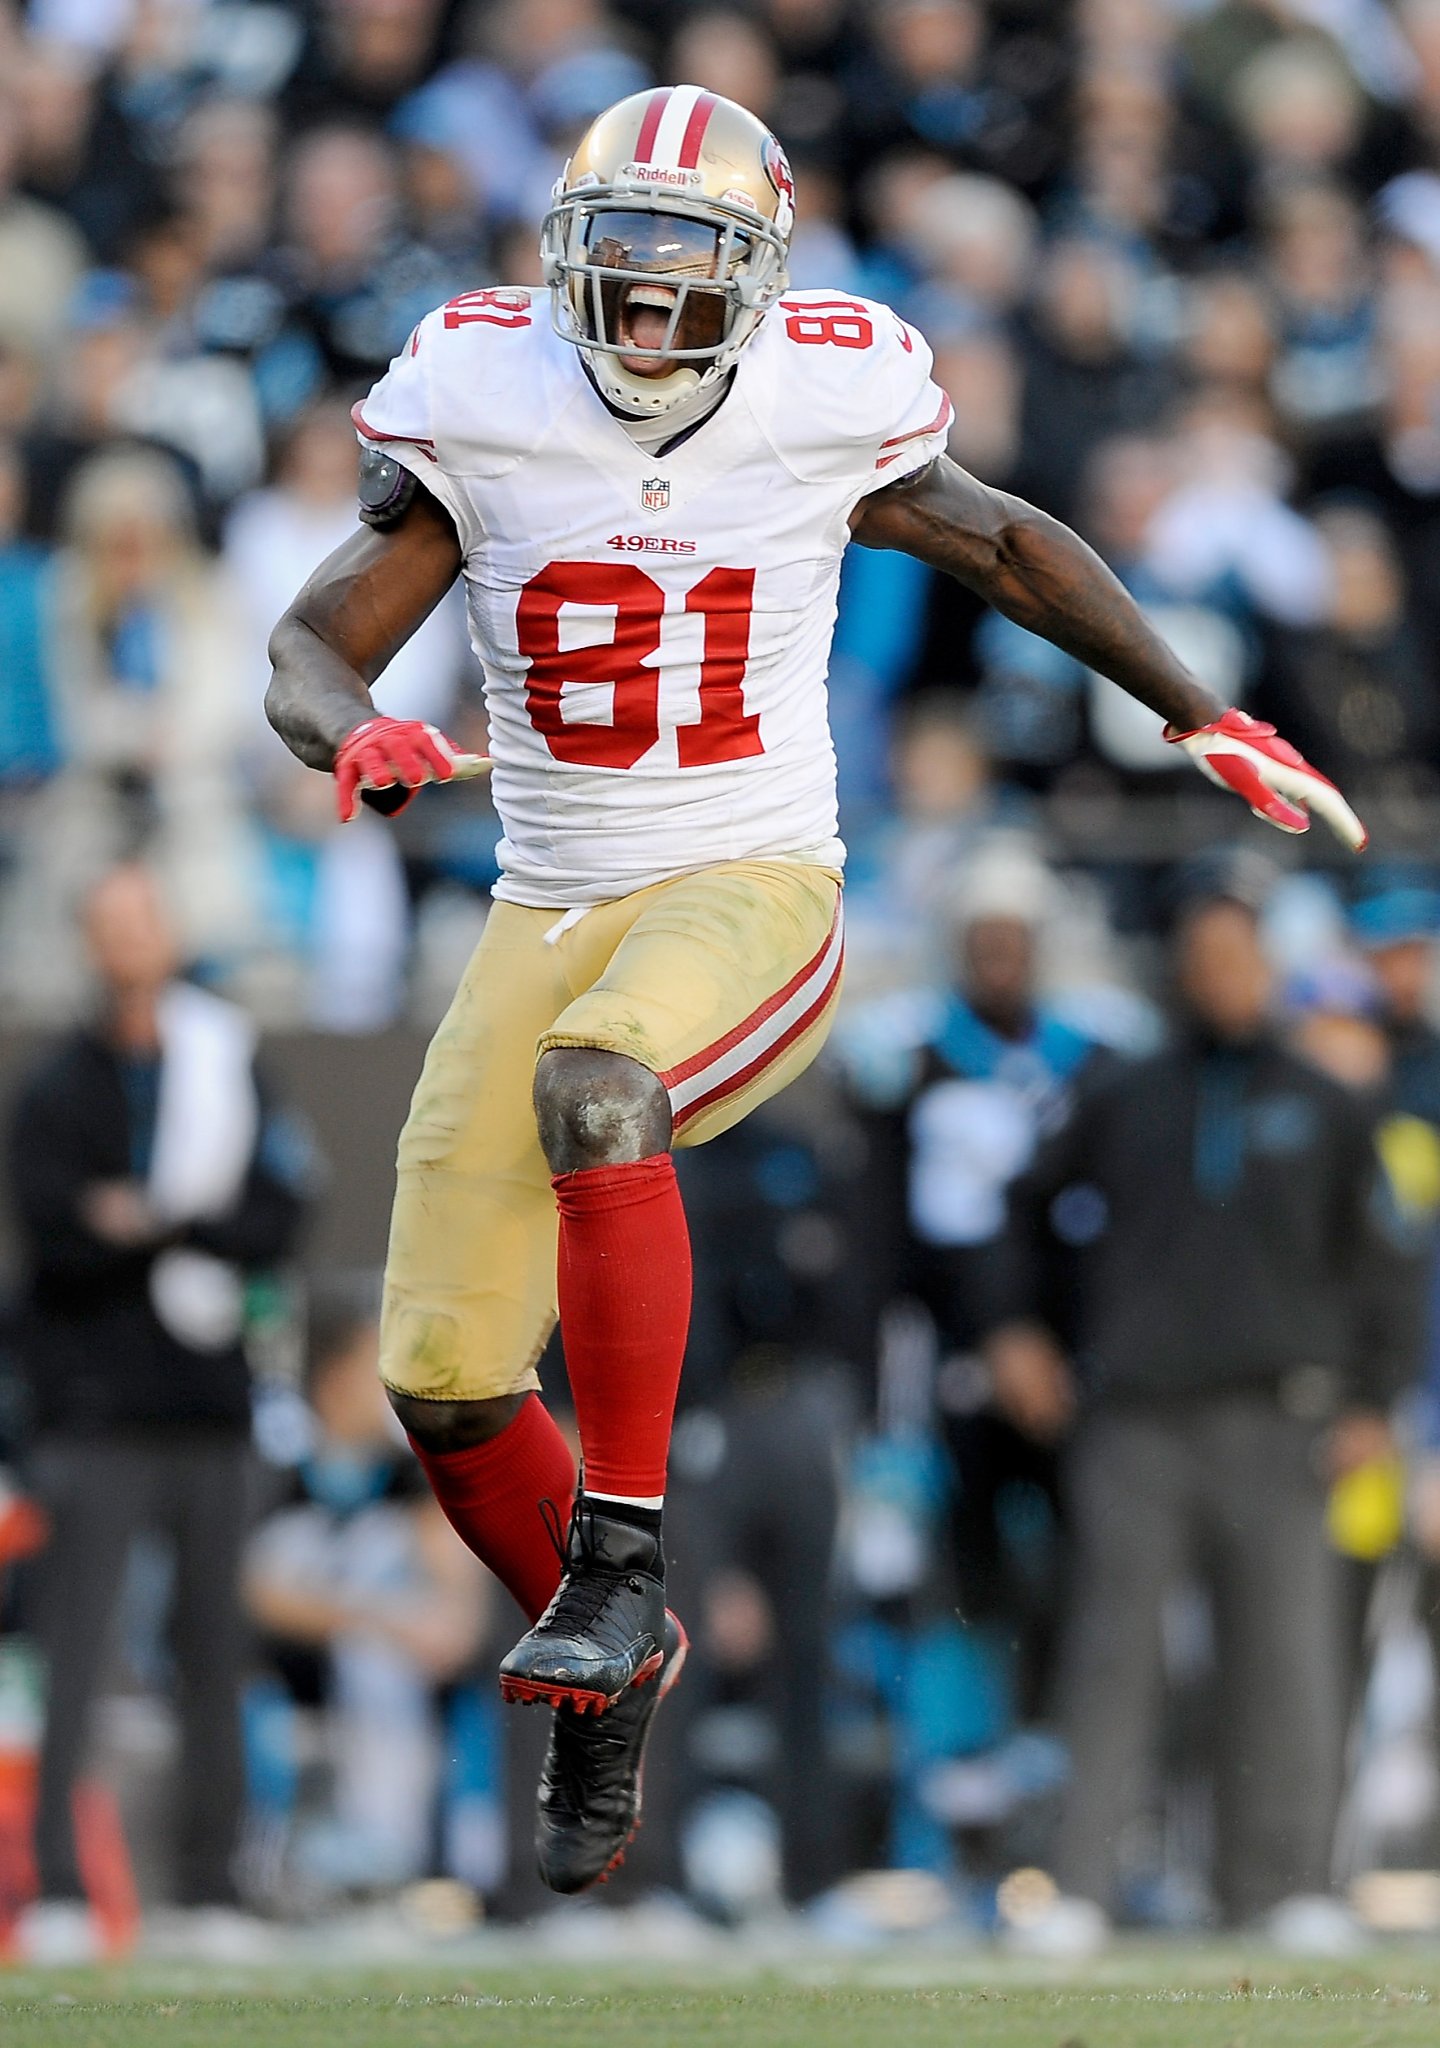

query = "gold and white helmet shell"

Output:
[[540, 85, 794, 418]]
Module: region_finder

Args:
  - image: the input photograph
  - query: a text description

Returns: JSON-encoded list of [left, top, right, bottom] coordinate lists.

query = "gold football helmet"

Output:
[[540, 85, 794, 418]]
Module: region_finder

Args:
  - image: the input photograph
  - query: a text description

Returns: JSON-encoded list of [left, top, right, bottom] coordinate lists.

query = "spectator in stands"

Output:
[[1015, 238, 1172, 529], [851, 0, 1065, 192], [1182, 270, 1278, 409], [1143, 390, 1329, 630], [1068, 69, 1175, 253], [109, 216, 268, 510], [1260, 181, 1378, 446], [987, 867, 1415, 1950], [0, 438, 58, 803], [0, 446, 261, 1021], [843, 695, 1021, 993], [8, 862, 314, 1961], [784, 156, 865, 293], [854, 147, 951, 305], [393, 93, 497, 273], [669, 12, 782, 133], [1353, 886, 1440, 1123], [1258, 505, 1438, 807], [933, 323, 1020, 485], [271, 124, 460, 388], [172, 98, 280, 275], [0, 79, 86, 354], [244, 1285, 487, 1899], [901, 172, 1037, 337], [222, 401, 472, 1027], [282, 0, 455, 133], [13, 275, 167, 542], [14, 30, 165, 262], [758, 0, 852, 162], [1230, 40, 1368, 195]]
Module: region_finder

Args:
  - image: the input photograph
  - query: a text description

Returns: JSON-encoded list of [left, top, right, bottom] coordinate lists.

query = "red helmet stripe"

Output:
[[677, 90, 718, 168], [633, 87, 671, 162]]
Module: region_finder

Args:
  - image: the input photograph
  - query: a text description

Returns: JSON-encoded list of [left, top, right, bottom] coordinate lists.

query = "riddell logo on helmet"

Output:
[[620, 161, 702, 188], [607, 534, 696, 554]]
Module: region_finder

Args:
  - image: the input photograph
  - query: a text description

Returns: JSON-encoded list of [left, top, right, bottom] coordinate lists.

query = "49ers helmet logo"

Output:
[[641, 476, 671, 512], [762, 134, 795, 231]]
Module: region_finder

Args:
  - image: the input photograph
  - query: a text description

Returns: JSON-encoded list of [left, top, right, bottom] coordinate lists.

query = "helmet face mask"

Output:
[[539, 87, 793, 418], [545, 194, 780, 369]]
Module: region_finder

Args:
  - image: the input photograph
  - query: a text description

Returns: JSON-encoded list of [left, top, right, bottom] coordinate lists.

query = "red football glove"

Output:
[[1164, 708, 1368, 851], [332, 717, 459, 823]]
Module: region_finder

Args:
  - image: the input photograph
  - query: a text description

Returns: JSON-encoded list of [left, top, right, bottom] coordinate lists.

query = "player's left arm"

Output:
[[852, 454, 1366, 849]]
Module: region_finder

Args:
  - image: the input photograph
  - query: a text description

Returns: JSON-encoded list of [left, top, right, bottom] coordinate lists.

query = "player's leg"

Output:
[[501, 860, 841, 1891], [381, 900, 579, 1626], [501, 859, 843, 1703]]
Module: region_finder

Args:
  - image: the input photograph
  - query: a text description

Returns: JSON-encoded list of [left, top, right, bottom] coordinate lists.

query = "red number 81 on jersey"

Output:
[[517, 562, 763, 771]]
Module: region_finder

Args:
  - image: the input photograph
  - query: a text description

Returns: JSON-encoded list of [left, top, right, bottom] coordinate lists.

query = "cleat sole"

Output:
[[499, 1646, 665, 1715]]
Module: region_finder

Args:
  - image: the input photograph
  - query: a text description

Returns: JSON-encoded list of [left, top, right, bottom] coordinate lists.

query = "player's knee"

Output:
[[533, 1046, 671, 1172], [386, 1388, 528, 1451]]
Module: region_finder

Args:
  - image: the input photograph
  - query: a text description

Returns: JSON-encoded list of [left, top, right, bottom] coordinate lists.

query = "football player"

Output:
[[266, 86, 1365, 1893]]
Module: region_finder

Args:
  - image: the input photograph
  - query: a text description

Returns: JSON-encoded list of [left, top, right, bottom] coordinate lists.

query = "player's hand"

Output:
[[1164, 708, 1367, 851], [332, 716, 461, 823]]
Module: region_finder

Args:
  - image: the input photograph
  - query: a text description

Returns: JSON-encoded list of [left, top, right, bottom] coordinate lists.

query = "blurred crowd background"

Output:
[[6, 0, 1440, 1962]]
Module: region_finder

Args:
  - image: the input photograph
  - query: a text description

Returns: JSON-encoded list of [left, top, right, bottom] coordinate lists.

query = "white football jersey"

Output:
[[355, 286, 953, 908]]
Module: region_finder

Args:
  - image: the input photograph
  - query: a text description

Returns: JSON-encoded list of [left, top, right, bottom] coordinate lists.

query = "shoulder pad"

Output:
[[357, 444, 418, 528], [746, 291, 947, 488], [403, 291, 565, 481]]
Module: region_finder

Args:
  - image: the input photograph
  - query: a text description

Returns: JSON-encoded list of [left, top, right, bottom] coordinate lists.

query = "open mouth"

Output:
[[580, 213, 741, 374], [618, 284, 678, 365]]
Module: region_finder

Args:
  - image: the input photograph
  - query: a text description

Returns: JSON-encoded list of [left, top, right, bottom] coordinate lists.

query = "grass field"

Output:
[[3, 1947, 1440, 2046]]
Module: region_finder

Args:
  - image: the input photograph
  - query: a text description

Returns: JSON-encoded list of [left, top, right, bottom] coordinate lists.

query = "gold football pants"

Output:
[[380, 859, 843, 1405]]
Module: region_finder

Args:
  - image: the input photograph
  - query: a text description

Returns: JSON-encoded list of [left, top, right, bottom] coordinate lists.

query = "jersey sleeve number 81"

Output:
[[517, 561, 763, 770]]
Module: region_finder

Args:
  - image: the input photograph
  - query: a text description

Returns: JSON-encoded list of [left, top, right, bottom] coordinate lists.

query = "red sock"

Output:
[[409, 1393, 574, 1623], [553, 1153, 692, 1501]]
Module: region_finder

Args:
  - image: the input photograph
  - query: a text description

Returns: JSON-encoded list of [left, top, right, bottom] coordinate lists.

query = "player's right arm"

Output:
[[269, 296, 493, 818], [265, 488, 464, 814]]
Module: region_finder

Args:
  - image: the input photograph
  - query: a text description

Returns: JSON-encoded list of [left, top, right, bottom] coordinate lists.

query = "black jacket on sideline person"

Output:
[[987, 1030, 1416, 1412], [7, 1027, 312, 1437]]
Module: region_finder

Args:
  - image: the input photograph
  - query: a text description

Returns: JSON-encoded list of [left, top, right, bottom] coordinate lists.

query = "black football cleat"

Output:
[[535, 1608, 688, 1894], [498, 1501, 666, 1714]]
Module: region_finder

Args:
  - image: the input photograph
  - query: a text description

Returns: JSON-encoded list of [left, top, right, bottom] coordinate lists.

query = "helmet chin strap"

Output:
[[589, 353, 705, 418], [581, 354, 737, 452]]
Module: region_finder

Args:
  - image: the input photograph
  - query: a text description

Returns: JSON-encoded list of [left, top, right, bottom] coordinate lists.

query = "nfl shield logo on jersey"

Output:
[[641, 476, 670, 513]]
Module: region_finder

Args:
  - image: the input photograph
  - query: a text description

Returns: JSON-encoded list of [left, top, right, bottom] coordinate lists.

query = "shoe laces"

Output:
[[533, 1497, 643, 1636]]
